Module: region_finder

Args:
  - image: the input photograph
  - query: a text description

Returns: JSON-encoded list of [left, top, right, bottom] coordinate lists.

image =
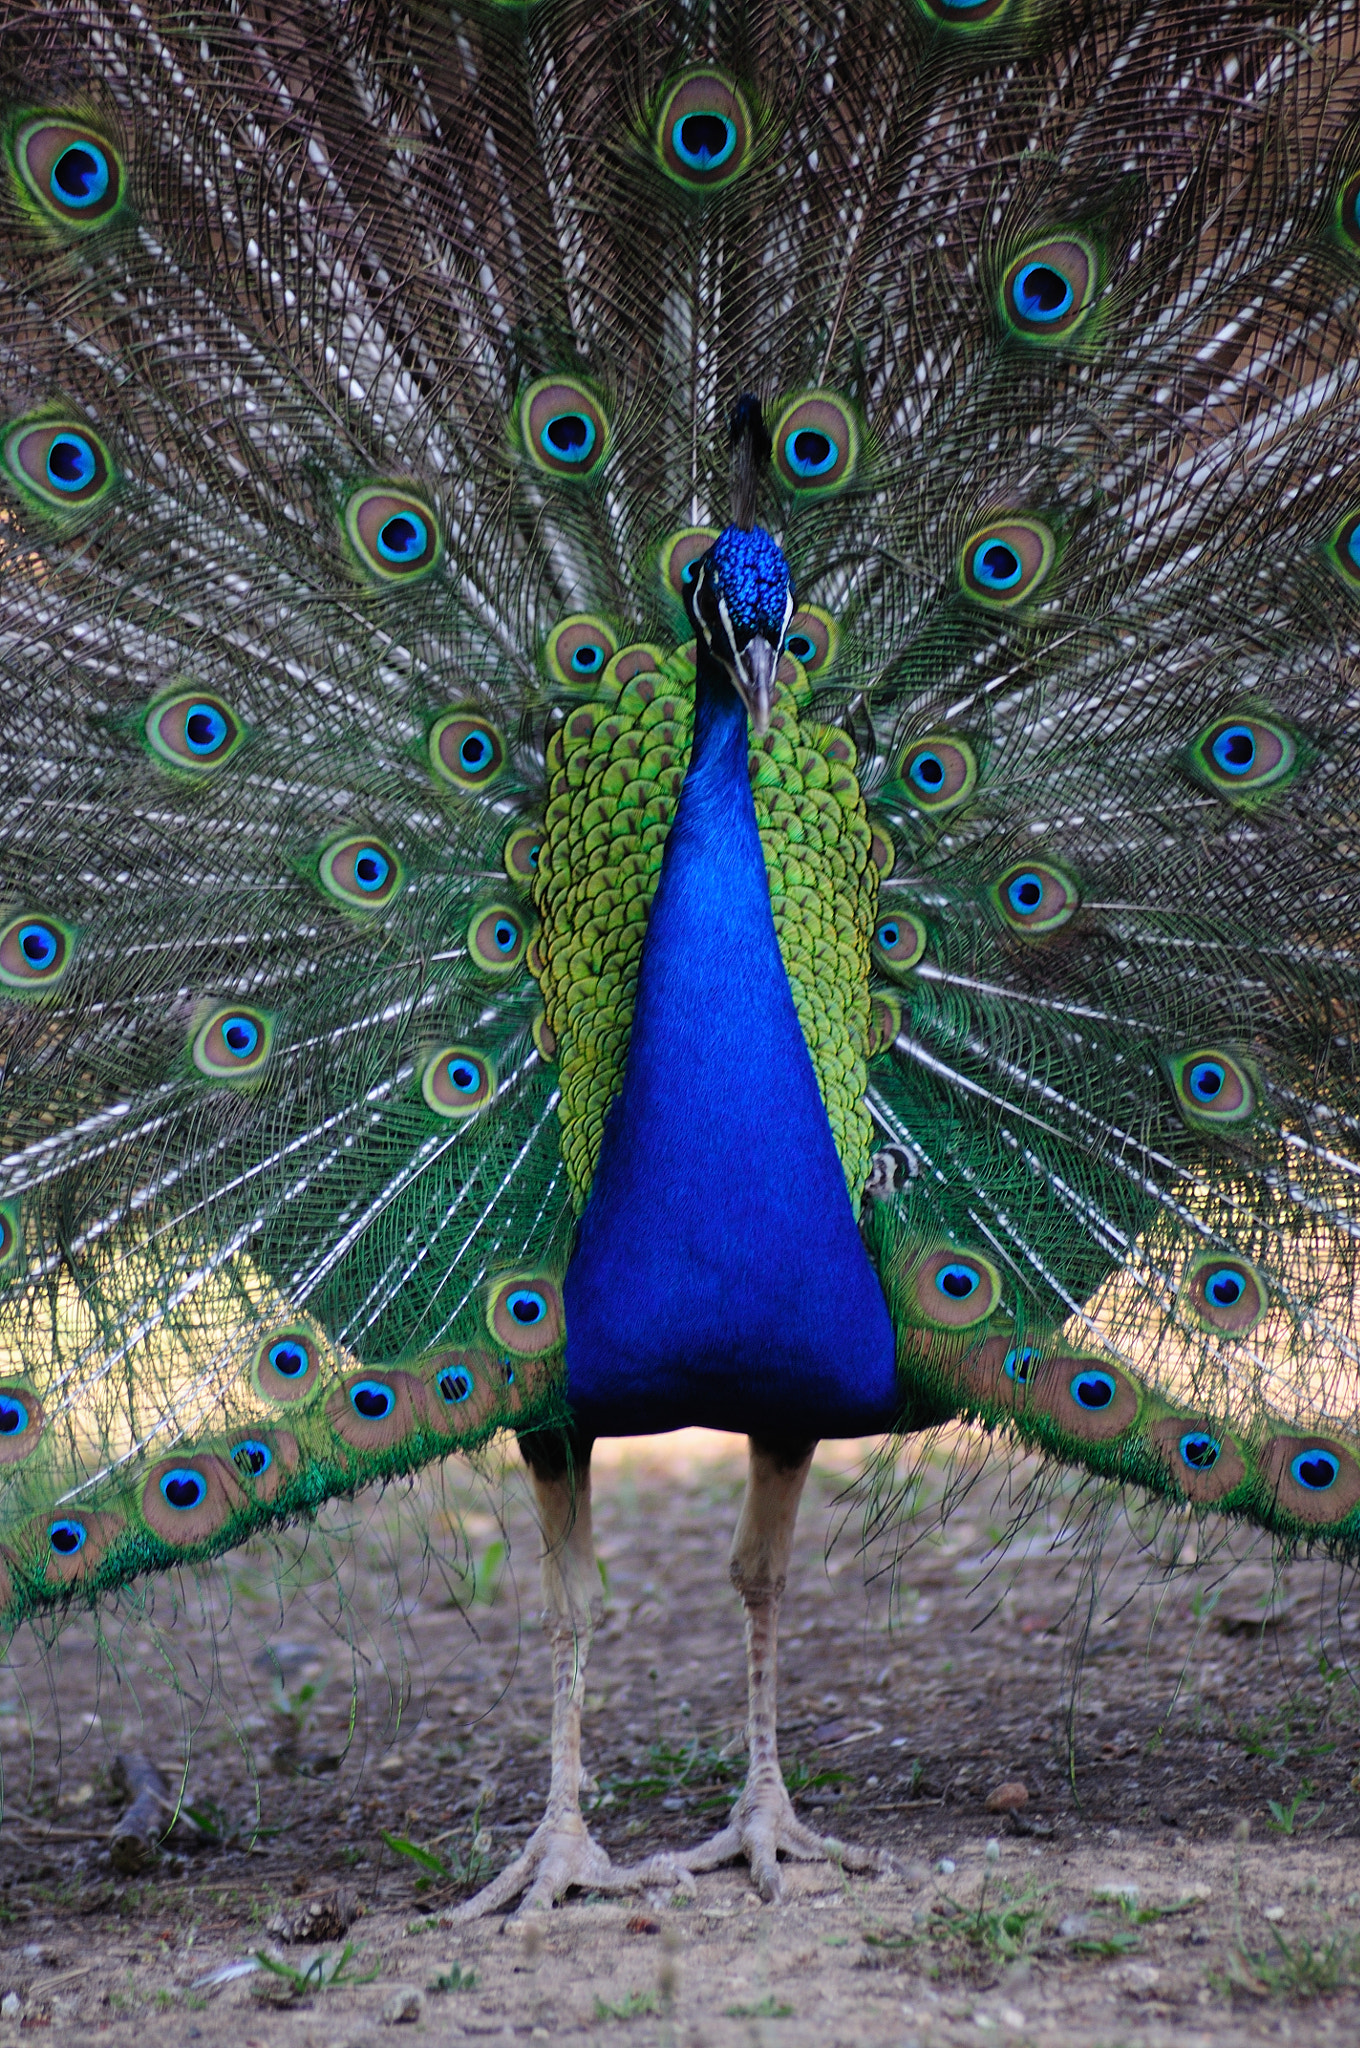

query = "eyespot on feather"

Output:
[[866, 991, 902, 1058], [503, 825, 542, 884], [343, 486, 442, 582], [140, 1454, 244, 1546], [912, 1247, 1001, 1329], [1181, 1252, 1268, 1335], [1186, 715, 1297, 797], [991, 861, 1079, 936], [519, 376, 610, 479], [327, 1370, 425, 1452], [531, 1010, 558, 1061], [917, 0, 1011, 23], [25, 1508, 125, 1589], [429, 708, 507, 791], [191, 1004, 273, 1081], [545, 614, 618, 685], [770, 393, 859, 493], [1261, 1435, 1360, 1524], [317, 835, 402, 909], [872, 911, 927, 977], [899, 734, 978, 812], [654, 70, 752, 191], [1027, 1355, 1139, 1440], [1167, 1049, 1256, 1128], [1336, 171, 1360, 251], [422, 1045, 496, 1117], [0, 912, 75, 991], [783, 606, 838, 674], [660, 527, 719, 603], [144, 689, 244, 772], [603, 644, 669, 692], [468, 903, 530, 975], [1147, 1416, 1248, 1503], [868, 820, 896, 879], [2, 415, 114, 515], [413, 1351, 501, 1437], [0, 1381, 44, 1465], [13, 118, 125, 230], [0, 1203, 21, 1275], [960, 518, 1055, 607], [220, 1427, 299, 1501], [1329, 509, 1360, 588], [1001, 236, 1096, 340], [252, 1326, 322, 1404], [486, 1273, 564, 1355]]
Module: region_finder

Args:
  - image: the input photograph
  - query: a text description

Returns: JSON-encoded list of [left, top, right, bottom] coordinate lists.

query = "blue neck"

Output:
[[562, 644, 899, 1439]]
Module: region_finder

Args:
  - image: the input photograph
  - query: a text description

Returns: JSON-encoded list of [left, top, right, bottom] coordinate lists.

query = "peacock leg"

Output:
[[679, 1436, 880, 1902], [448, 1430, 691, 1918]]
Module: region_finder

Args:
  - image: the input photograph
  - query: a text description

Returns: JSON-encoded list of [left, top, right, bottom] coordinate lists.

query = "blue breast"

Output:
[[563, 666, 899, 1439]]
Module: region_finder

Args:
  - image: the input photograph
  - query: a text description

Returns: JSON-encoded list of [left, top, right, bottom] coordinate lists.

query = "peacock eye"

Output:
[[350, 1379, 396, 1422], [899, 734, 978, 811], [1003, 1346, 1036, 1382], [1328, 509, 1360, 588], [867, 821, 896, 880], [1182, 1251, 1267, 1334], [654, 71, 752, 190], [919, 0, 1011, 20], [429, 709, 507, 792], [1187, 714, 1297, 796], [232, 1439, 272, 1478], [660, 526, 719, 604], [49, 1519, 87, 1555], [1070, 1369, 1115, 1411], [344, 486, 442, 582], [0, 1205, 19, 1271], [545, 614, 619, 685], [992, 860, 1079, 935], [468, 904, 529, 974], [1337, 171, 1360, 251], [3, 416, 114, 513], [531, 1010, 558, 1062], [253, 1327, 318, 1400], [866, 990, 901, 1059], [872, 911, 927, 976], [317, 835, 402, 909], [435, 1363, 475, 1405], [1179, 1431, 1221, 1473], [782, 605, 838, 674], [520, 376, 610, 479], [503, 825, 542, 883], [1168, 1048, 1255, 1127], [960, 517, 1055, 606], [144, 689, 244, 771], [486, 1272, 564, 1353], [1001, 236, 1096, 340], [422, 1045, 496, 1117], [15, 120, 123, 228], [770, 393, 859, 493], [0, 1392, 29, 1435], [191, 1004, 273, 1080], [1292, 1448, 1339, 1491], [913, 1246, 1000, 1328], [0, 912, 75, 991], [160, 1467, 208, 1511]]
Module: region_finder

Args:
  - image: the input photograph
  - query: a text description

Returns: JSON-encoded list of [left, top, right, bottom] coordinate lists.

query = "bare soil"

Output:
[[2, 1430, 1360, 2046]]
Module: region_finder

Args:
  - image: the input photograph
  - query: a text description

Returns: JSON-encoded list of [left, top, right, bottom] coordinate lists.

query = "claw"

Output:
[[444, 1814, 692, 1922], [677, 1766, 880, 1902]]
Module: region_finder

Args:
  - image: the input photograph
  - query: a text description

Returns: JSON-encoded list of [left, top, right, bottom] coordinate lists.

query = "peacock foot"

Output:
[[443, 1806, 693, 1920], [679, 1765, 881, 1903]]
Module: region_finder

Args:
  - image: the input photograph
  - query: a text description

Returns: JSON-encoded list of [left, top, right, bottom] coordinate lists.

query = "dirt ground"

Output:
[[3, 1428, 1360, 2046]]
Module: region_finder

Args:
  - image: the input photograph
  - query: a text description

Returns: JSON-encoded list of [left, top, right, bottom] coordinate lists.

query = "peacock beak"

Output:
[[733, 636, 778, 736]]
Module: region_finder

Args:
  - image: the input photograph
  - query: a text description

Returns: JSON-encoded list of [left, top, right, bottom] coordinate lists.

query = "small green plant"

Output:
[[1266, 1783, 1324, 1835], [382, 1798, 491, 1894], [923, 1868, 1046, 1967], [252, 1942, 379, 2001], [428, 1962, 478, 1993], [594, 1988, 660, 2019], [726, 1994, 795, 2018], [1220, 1927, 1359, 2000]]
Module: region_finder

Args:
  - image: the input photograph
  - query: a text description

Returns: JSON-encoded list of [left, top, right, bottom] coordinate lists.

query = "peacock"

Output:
[[2, 0, 1360, 1919]]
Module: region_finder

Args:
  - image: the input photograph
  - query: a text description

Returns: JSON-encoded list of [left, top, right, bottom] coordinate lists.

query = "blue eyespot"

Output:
[[183, 703, 229, 755], [540, 412, 596, 466], [1179, 1431, 1221, 1472], [1209, 724, 1256, 776], [160, 1467, 208, 1511], [782, 428, 838, 480], [785, 632, 816, 663], [877, 921, 901, 949], [935, 1263, 980, 1301], [672, 111, 737, 172], [1006, 872, 1044, 916], [1071, 1370, 1116, 1411], [51, 141, 110, 209], [493, 919, 517, 953], [460, 731, 493, 771], [269, 1340, 310, 1380], [1187, 1059, 1225, 1104], [909, 750, 947, 794], [48, 1518, 86, 1556], [221, 1016, 260, 1060], [447, 1058, 481, 1095], [18, 924, 58, 971], [233, 1439, 272, 1478], [376, 510, 429, 565], [436, 1366, 473, 1405], [1204, 1267, 1244, 1309], [1002, 1347, 1035, 1383], [0, 1394, 29, 1436], [1292, 1449, 1339, 1491], [1012, 261, 1074, 324], [972, 540, 1023, 592], [571, 643, 604, 674], [351, 1379, 396, 1421], [44, 432, 97, 494], [507, 1288, 547, 1326], [352, 849, 390, 893]]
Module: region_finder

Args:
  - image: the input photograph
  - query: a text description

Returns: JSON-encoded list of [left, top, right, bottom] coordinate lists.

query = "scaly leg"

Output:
[[679, 1435, 880, 1901], [449, 1429, 691, 1918]]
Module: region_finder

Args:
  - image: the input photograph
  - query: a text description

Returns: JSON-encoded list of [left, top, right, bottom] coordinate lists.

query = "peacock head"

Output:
[[686, 523, 792, 736]]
